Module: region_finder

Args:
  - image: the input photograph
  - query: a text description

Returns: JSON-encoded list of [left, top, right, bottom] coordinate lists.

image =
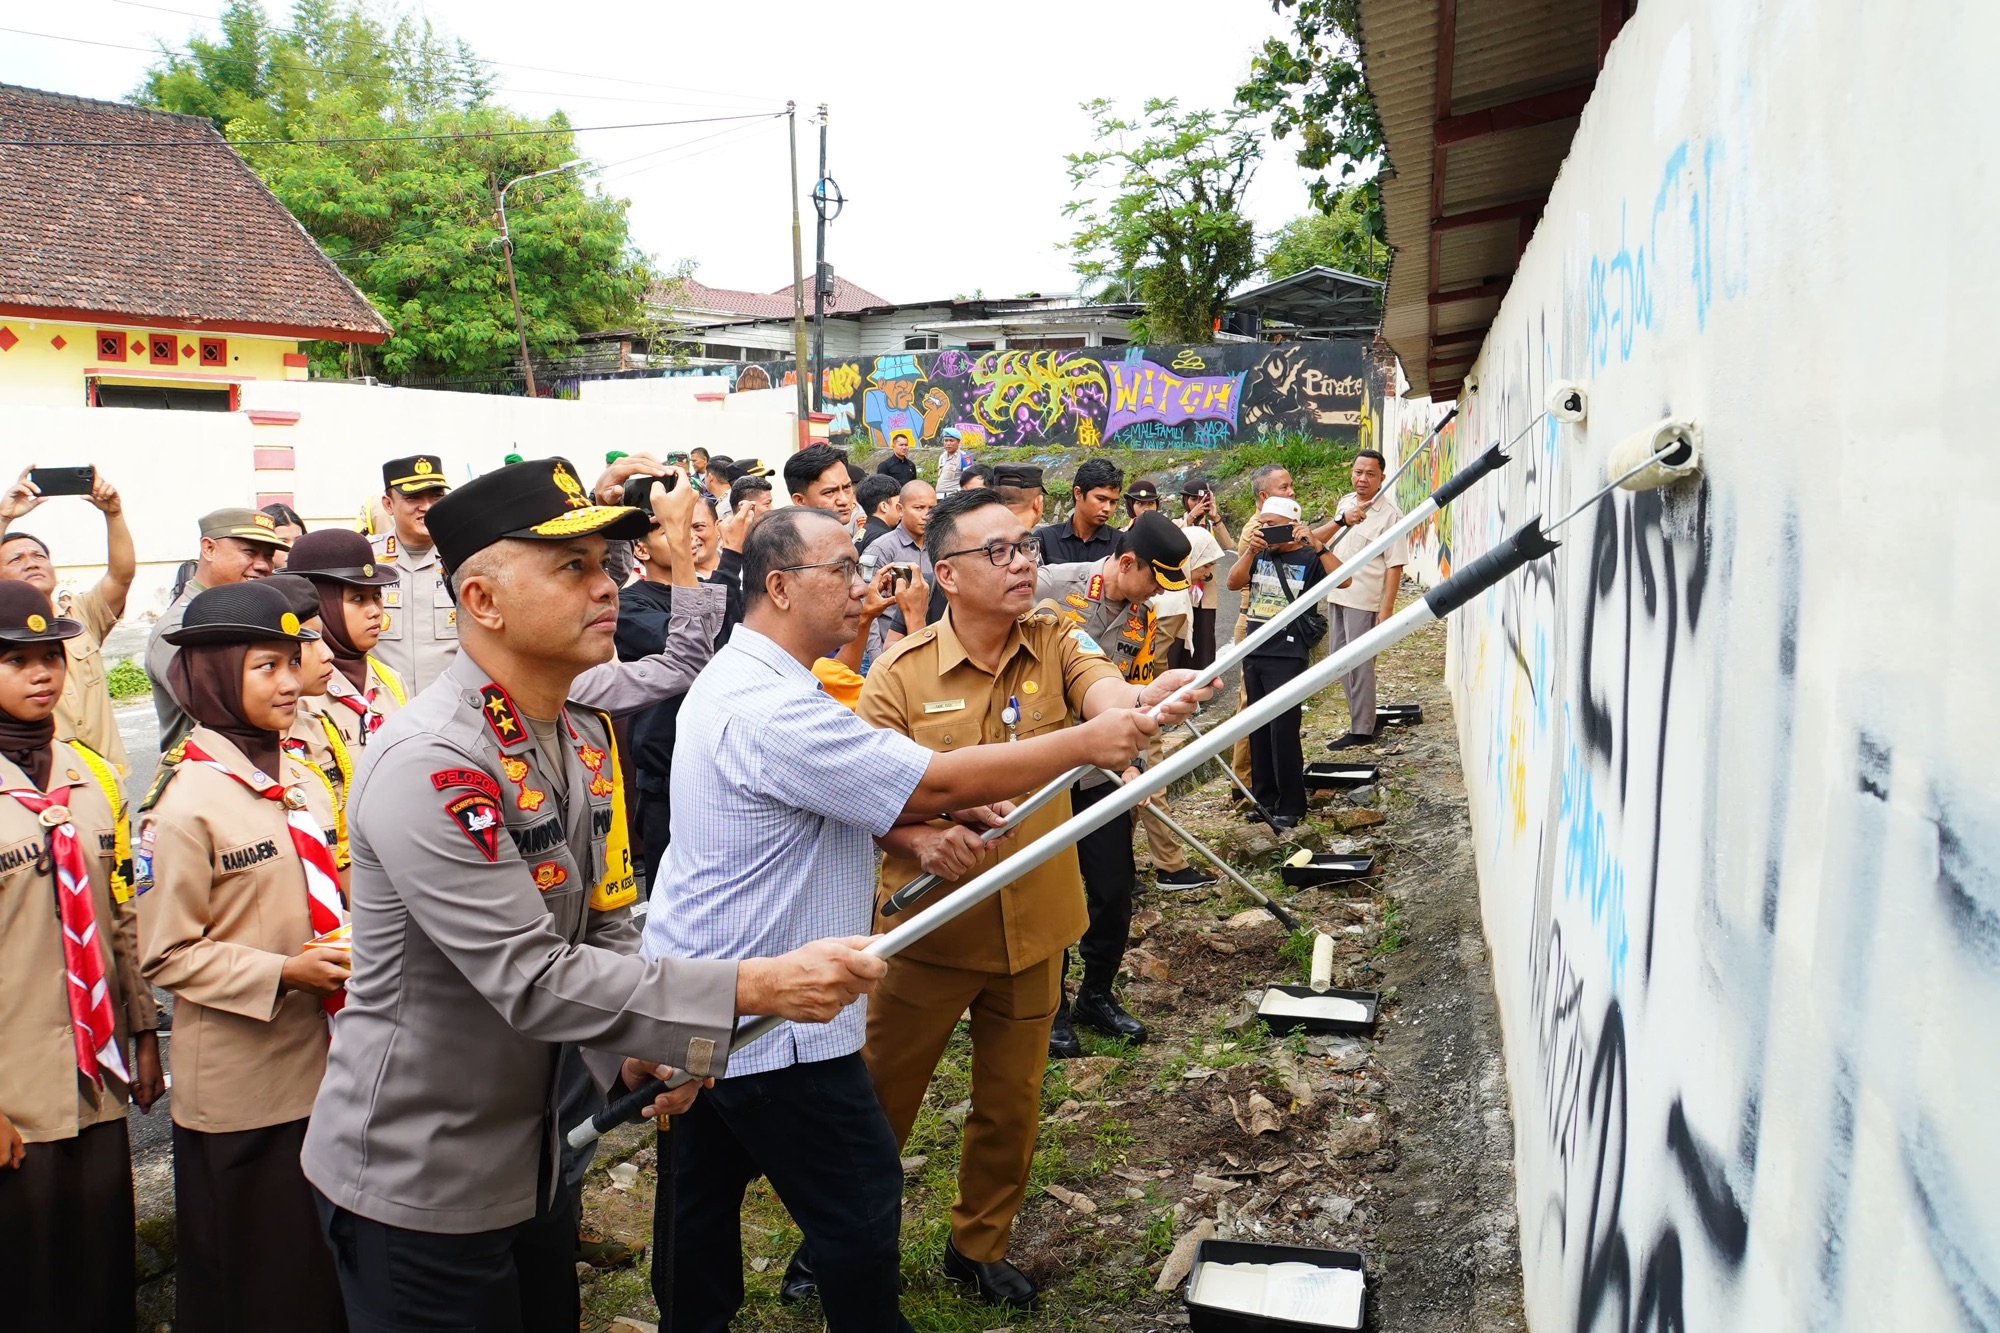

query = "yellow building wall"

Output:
[[0, 315, 304, 407]]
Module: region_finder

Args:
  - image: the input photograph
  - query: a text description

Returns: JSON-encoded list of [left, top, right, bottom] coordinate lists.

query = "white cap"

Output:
[[1261, 496, 1302, 522]]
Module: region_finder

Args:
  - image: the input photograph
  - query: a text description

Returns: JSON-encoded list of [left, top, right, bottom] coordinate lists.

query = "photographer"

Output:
[[1225, 495, 1337, 827], [860, 479, 939, 657], [0, 464, 137, 778]]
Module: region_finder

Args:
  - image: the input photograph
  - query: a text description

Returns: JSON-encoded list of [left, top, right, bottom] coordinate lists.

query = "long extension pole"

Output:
[[572, 513, 1566, 1147]]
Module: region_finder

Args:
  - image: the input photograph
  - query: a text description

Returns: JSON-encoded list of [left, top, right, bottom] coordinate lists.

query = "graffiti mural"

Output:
[[774, 340, 1369, 450], [1369, 8, 2000, 1330]]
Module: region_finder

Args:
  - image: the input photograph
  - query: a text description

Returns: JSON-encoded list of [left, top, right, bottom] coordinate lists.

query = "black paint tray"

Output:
[[1303, 762, 1379, 790], [1279, 848, 1375, 887], [1376, 702, 1422, 726], [1182, 1238, 1368, 1333], [1254, 984, 1379, 1035]]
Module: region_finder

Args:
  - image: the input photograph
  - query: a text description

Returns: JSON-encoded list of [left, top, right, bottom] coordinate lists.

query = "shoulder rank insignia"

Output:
[[479, 683, 524, 745], [139, 740, 187, 812], [499, 755, 546, 811], [382, 534, 397, 558], [1086, 573, 1105, 602]]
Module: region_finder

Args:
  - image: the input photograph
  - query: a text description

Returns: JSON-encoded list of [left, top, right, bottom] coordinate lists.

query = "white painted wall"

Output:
[[5, 378, 801, 624], [1377, 4, 2000, 1328]]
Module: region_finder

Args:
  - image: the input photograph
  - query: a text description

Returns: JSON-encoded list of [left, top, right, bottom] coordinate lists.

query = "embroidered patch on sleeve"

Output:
[[445, 793, 502, 862], [1071, 628, 1105, 656], [430, 767, 501, 801]]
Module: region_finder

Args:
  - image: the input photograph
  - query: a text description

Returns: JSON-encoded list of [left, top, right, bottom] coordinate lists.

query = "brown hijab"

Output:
[[168, 643, 283, 778], [314, 584, 370, 691], [0, 704, 55, 790]]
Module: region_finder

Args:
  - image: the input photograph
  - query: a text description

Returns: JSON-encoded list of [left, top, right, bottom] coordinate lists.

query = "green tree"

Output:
[[136, 0, 651, 387], [1064, 98, 1261, 345], [1264, 186, 1387, 280], [1237, 0, 1385, 243]]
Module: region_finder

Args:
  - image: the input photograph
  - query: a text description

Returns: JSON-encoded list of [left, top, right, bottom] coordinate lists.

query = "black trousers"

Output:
[[1244, 656, 1309, 818], [660, 1053, 909, 1333], [176, 1117, 345, 1333], [314, 1185, 578, 1333], [1169, 605, 1219, 672], [637, 782, 674, 889], [1070, 779, 1135, 994], [0, 1117, 133, 1332]]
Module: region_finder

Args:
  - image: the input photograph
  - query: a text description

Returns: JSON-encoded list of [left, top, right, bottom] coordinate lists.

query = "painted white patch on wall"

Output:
[[1653, 23, 1693, 139]]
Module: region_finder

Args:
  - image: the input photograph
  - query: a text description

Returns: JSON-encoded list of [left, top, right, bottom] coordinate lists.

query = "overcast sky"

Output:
[[2, 0, 1315, 304]]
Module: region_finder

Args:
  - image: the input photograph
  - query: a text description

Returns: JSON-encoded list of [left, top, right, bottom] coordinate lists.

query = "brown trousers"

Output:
[[1137, 729, 1188, 873], [1228, 610, 1255, 789], [863, 951, 1062, 1262]]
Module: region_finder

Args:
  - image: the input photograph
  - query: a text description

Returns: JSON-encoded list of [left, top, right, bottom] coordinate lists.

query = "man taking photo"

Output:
[[0, 464, 137, 777]]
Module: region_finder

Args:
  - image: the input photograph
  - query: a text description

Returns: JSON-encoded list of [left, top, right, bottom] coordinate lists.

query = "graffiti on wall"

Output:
[[784, 340, 1369, 450], [1373, 14, 2000, 1325]]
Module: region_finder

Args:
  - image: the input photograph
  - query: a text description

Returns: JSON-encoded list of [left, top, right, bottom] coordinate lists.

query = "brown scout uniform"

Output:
[[285, 697, 357, 879], [0, 742, 155, 1138], [0, 740, 157, 1331], [136, 727, 340, 1134], [857, 607, 1123, 1261], [53, 584, 132, 779]]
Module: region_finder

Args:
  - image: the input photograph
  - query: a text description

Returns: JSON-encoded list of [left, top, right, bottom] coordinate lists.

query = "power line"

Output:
[[2, 22, 783, 112], [0, 109, 785, 148], [102, 0, 782, 106]]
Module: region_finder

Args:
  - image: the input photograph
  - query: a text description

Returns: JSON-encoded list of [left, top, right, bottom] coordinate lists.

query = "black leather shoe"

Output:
[[1072, 987, 1147, 1043], [1048, 1007, 1083, 1059], [778, 1246, 818, 1303], [1271, 814, 1300, 831], [943, 1239, 1039, 1310], [1326, 731, 1377, 751]]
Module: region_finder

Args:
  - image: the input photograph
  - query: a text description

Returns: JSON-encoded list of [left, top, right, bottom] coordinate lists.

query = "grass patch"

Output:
[[1372, 897, 1406, 957], [107, 657, 149, 700], [1278, 927, 1317, 985]]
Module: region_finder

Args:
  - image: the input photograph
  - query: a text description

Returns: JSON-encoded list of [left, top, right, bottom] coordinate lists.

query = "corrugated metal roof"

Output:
[[1358, 0, 1617, 397]]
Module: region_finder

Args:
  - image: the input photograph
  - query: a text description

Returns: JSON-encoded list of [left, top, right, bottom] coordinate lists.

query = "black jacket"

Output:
[[615, 572, 741, 784]]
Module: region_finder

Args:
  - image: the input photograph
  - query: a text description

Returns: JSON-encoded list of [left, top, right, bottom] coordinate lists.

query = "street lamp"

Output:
[[496, 159, 584, 397]]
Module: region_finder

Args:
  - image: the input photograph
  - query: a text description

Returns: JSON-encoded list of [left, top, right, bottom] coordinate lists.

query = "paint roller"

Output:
[[1603, 417, 1700, 492]]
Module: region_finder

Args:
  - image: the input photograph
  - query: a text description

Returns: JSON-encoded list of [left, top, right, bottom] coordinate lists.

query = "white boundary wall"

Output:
[[1378, 3, 2000, 1328], [2, 379, 801, 621]]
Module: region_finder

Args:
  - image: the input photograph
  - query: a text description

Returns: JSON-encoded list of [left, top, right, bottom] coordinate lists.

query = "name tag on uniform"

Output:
[[922, 698, 966, 714]]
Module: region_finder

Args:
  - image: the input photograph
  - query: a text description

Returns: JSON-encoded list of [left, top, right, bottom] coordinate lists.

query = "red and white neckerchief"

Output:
[[330, 680, 384, 736], [3, 785, 129, 1086], [182, 740, 347, 1015]]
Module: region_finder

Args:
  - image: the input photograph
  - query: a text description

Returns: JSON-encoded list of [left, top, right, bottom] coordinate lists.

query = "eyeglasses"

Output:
[[938, 537, 1041, 567], [778, 557, 865, 583]]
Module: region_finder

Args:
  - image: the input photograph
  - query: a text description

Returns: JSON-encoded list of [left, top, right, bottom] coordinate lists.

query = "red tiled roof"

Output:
[[659, 275, 892, 320], [0, 84, 392, 342]]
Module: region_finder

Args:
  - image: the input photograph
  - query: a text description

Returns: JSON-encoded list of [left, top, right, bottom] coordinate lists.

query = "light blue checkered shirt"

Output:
[[642, 626, 932, 1076]]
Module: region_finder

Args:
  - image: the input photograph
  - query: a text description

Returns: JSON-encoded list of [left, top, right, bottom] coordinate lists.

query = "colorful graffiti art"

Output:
[[779, 340, 1370, 450]]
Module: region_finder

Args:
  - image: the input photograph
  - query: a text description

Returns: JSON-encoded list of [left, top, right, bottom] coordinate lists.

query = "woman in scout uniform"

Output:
[[266, 574, 354, 887], [284, 529, 406, 749], [0, 581, 162, 1330], [137, 580, 349, 1333]]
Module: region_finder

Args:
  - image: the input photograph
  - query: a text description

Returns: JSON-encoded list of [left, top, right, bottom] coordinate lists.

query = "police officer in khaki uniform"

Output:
[[147, 506, 290, 752], [301, 459, 889, 1333], [0, 581, 162, 1332], [858, 490, 1211, 1309], [1035, 511, 1193, 1055], [137, 579, 351, 1332], [370, 454, 458, 694]]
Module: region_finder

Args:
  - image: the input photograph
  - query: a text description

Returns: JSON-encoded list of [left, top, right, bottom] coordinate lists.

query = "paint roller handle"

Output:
[[1421, 518, 1562, 621], [570, 1078, 673, 1149], [1430, 441, 1510, 509]]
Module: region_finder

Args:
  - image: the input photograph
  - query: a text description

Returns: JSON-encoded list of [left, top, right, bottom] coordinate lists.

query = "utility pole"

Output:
[[811, 104, 828, 401], [786, 103, 811, 446], [495, 159, 583, 398]]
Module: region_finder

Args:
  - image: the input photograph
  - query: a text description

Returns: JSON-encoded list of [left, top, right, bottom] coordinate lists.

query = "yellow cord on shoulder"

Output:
[[68, 741, 131, 903], [311, 712, 355, 868], [368, 657, 407, 707]]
